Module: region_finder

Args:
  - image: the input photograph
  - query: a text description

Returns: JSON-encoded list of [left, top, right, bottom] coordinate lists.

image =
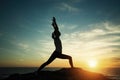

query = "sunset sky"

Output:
[[0, 0, 120, 68]]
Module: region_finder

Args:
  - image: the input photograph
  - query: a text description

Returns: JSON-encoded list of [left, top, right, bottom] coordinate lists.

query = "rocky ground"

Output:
[[1, 68, 115, 80]]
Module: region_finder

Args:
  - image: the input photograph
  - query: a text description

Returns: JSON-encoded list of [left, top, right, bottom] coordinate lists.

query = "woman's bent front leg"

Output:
[[57, 54, 74, 68]]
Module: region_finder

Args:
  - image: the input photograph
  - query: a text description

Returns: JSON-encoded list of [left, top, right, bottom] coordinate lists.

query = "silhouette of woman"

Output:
[[37, 17, 74, 72]]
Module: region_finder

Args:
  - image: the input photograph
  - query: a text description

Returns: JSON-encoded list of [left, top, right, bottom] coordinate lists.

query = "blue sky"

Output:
[[0, 0, 120, 68]]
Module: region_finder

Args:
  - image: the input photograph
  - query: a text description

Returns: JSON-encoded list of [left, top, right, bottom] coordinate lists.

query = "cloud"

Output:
[[59, 24, 78, 31], [18, 43, 29, 49], [60, 22, 120, 59], [109, 57, 120, 67], [17, 43, 30, 51], [37, 39, 54, 52], [78, 22, 120, 41], [58, 3, 79, 12], [111, 57, 120, 62]]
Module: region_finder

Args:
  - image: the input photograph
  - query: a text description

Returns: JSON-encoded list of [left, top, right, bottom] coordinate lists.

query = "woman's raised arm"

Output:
[[52, 17, 59, 31]]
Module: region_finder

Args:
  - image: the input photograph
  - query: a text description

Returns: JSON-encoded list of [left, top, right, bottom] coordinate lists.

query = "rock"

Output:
[[2, 68, 115, 80]]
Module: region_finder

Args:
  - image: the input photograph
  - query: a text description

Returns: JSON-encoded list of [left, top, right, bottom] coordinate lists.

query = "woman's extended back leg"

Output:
[[37, 52, 56, 72]]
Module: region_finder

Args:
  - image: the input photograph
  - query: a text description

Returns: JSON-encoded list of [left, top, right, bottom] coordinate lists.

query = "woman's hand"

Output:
[[52, 17, 56, 27], [52, 17, 56, 22], [51, 17, 58, 30]]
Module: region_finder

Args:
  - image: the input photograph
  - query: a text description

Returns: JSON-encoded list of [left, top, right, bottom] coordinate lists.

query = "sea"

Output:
[[0, 67, 120, 80]]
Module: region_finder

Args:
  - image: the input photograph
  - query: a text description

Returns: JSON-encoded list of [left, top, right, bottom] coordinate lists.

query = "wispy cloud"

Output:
[[16, 42, 30, 52], [111, 57, 120, 62], [58, 3, 79, 12], [59, 24, 78, 32], [18, 43, 29, 49], [37, 39, 54, 52], [60, 22, 120, 62], [105, 57, 120, 67]]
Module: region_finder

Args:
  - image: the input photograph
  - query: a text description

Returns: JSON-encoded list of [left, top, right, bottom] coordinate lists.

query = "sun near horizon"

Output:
[[87, 59, 97, 68]]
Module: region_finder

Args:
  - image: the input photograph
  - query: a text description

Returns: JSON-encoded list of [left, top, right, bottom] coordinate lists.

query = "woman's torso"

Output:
[[53, 31, 62, 52]]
